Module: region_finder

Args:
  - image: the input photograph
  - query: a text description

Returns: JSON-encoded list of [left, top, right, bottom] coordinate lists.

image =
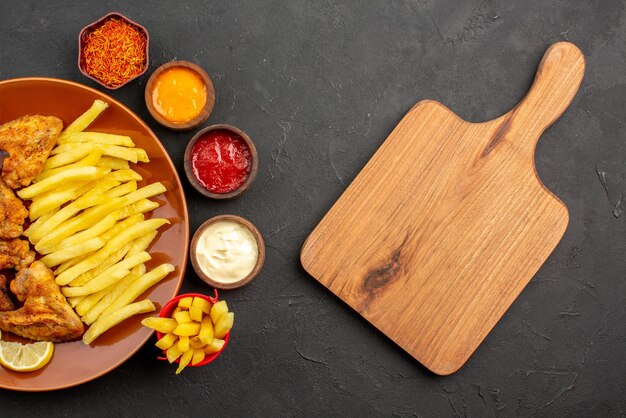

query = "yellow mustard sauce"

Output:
[[151, 66, 207, 123]]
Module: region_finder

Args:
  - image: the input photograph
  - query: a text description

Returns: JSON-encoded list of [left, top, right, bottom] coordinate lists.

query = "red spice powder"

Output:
[[82, 17, 147, 88]]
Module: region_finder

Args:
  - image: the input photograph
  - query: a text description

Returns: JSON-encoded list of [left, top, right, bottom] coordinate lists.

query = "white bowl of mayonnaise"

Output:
[[190, 215, 265, 289]]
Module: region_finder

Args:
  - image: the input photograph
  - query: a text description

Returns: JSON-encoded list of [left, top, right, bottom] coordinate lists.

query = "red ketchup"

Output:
[[190, 129, 252, 194]]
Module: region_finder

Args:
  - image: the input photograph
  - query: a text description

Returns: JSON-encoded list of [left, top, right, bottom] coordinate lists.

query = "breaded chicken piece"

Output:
[[0, 238, 35, 271], [0, 177, 28, 239], [0, 261, 83, 342], [0, 115, 63, 189], [0, 274, 15, 311]]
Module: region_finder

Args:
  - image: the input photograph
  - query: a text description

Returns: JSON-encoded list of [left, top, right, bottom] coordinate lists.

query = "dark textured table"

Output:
[[1, 0, 624, 416]]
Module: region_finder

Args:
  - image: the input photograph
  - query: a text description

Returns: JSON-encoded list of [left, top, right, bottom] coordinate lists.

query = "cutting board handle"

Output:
[[511, 42, 585, 135]]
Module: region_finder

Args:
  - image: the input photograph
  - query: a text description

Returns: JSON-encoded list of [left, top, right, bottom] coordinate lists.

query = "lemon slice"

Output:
[[0, 339, 54, 372]]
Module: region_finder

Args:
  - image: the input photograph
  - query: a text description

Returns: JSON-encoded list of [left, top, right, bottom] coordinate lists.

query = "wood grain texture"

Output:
[[301, 42, 585, 375]]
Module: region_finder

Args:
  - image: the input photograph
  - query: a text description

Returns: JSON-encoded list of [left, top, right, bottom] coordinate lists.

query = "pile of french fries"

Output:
[[18, 100, 174, 345], [142, 297, 234, 374]]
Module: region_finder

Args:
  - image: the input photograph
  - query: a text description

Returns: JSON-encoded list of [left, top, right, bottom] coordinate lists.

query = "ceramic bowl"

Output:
[[183, 124, 258, 199], [144, 60, 215, 130], [190, 215, 265, 290], [78, 12, 149, 90]]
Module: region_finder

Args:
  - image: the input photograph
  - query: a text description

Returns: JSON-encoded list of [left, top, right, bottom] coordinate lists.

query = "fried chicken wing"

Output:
[[0, 177, 28, 239], [0, 115, 63, 189], [0, 274, 15, 311], [0, 261, 84, 342], [0, 238, 34, 271]]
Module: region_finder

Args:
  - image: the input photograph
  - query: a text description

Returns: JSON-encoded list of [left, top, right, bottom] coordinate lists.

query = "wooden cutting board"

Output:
[[301, 42, 585, 375]]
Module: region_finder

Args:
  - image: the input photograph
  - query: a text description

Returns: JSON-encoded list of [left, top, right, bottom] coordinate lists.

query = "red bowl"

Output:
[[156, 291, 230, 367], [78, 12, 149, 90]]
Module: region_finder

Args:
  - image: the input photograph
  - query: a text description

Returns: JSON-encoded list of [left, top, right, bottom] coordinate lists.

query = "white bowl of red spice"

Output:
[[184, 124, 258, 200], [78, 12, 149, 90]]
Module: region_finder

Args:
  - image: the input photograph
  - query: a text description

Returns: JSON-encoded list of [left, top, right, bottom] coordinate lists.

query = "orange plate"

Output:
[[0, 78, 189, 391]]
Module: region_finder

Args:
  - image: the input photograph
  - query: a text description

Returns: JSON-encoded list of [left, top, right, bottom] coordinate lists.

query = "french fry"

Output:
[[78, 177, 121, 201], [189, 336, 205, 349], [74, 285, 113, 317], [98, 214, 144, 242], [174, 310, 192, 324], [80, 263, 144, 321], [122, 182, 167, 206], [61, 99, 108, 136], [166, 343, 183, 363], [176, 349, 193, 374], [17, 167, 110, 199], [105, 181, 137, 198], [156, 333, 178, 350], [67, 295, 84, 308], [44, 143, 95, 170], [30, 175, 121, 223], [210, 300, 228, 324], [191, 348, 205, 366], [177, 336, 190, 352], [173, 322, 201, 337], [62, 251, 151, 297], [125, 230, 158, 257], [133, 148, 149, 163], [94, 144, 139, 163], [23, 208, 58, 238], [69, 242, 132, 287], [55, 253, 88, 275], [35, 198, 126, 249], [118, 199, 160, 220], [192, 298, 212, 323], [94, 263, 174, 320], [214, 312, 234, 339], [178, 297, 193, 309], [35, 149, 103, 182], [28, 181, 90, 220], [29, 195, 109, 244], [50, 143, 84, 155], [189, 306, 203, 322], [59, 132, 135, 147], [82, 299, 155, 344], [52, 143, 135, 162], [41, 189, 160, 251], [192, 297, 212, 315], [37, 212, 117, 255], [198, 316, 214, 345], [141, 317, 177, 334], [97, 157, 130, 170], [203, 338, 225, 355], [108, 168, 142, 182], [40, 237, 104, 268]]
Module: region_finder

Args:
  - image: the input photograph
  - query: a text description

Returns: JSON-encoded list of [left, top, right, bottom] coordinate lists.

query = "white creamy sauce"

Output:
[[196, 220, 258, 283]]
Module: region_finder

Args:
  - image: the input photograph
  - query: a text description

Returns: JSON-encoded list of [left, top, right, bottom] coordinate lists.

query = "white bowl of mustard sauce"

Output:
[[190, 215, 265, 289]]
